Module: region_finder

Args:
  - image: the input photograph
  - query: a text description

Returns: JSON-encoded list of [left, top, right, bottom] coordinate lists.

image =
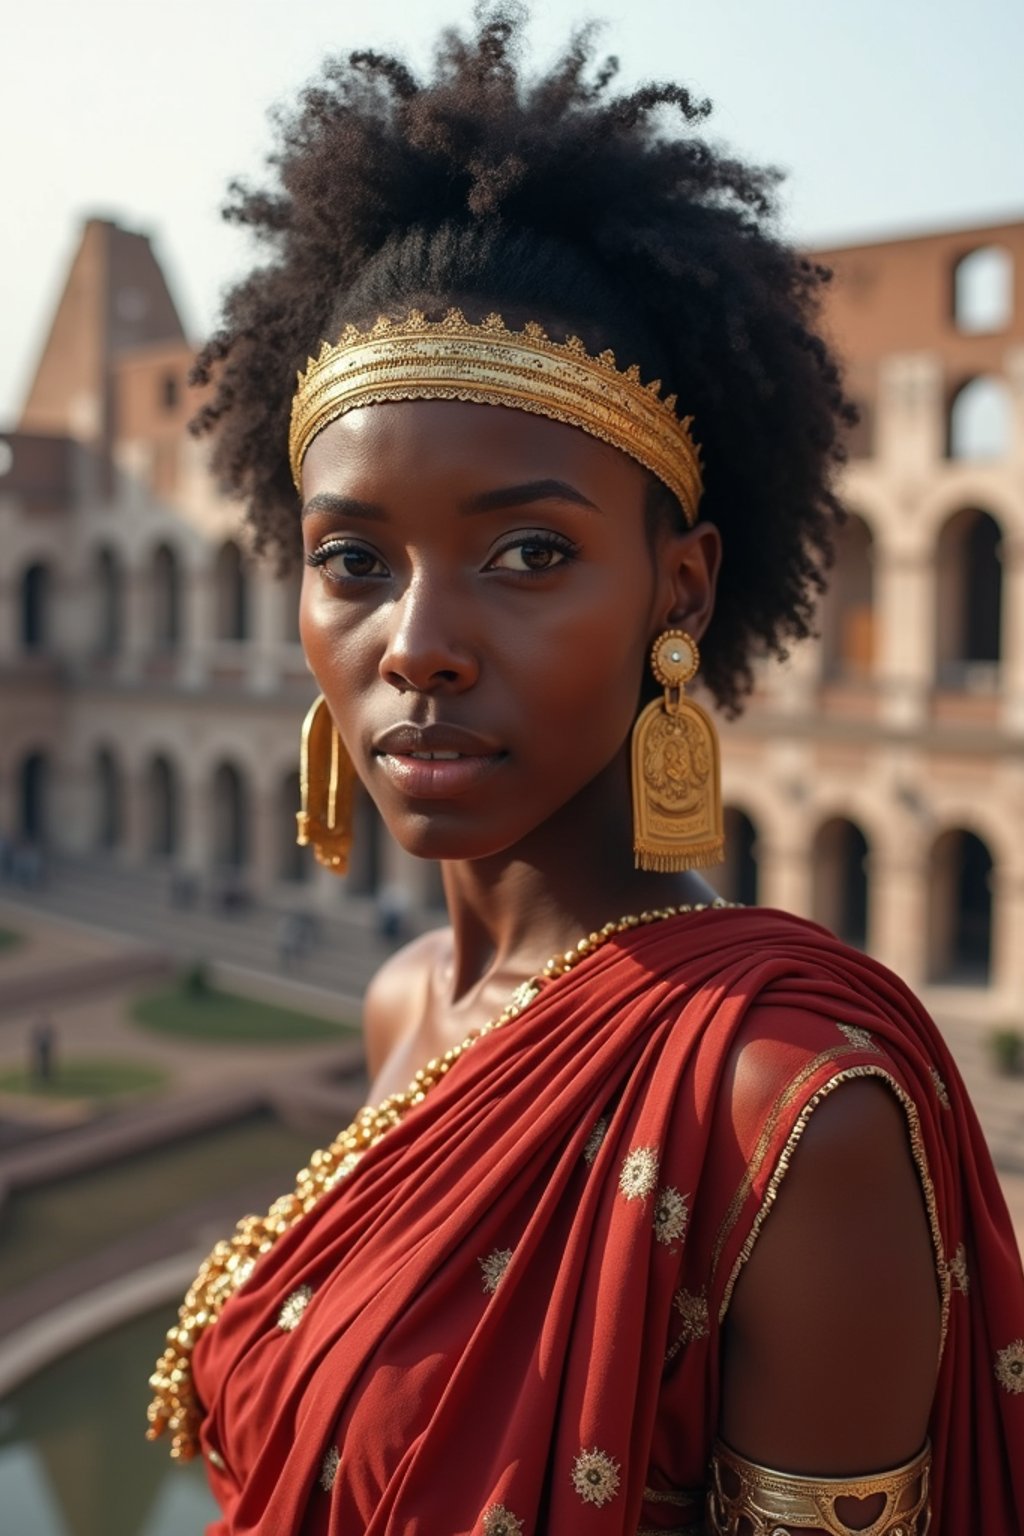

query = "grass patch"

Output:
[[0, 1112, 321, 1296], [0, 1056, 168, 1099], [131, 982, 354, 1043], [0, 926, 23, 952]]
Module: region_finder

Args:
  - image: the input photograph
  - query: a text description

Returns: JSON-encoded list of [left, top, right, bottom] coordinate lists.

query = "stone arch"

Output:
[[948, 375, 1011, 460], [211, 760, 250, 869], [19, 561, 52, 651], [144, 754, 179, 858], [953, 246, 1013, 333], [214, 541, 249, 642], [346, 785, 383, 897], [811, 816, 870, 949], [719, 806, 759, 906], [927, 828, 993, 984], [93, 745, 122, 851], [151, 542, 182, 650], [821, 513, 875, 679], [94, 545, 123, 655], [280, 564, 303, 643], [278, 768, 310, 882], [935, 507, 1003, 688], [18, 750, 50, 844]]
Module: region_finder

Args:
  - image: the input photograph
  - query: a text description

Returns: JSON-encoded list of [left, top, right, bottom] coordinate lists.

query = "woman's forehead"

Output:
[[300, 397, 650, 507]]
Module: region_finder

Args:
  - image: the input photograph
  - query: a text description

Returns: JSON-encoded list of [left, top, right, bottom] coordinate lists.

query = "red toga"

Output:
[[190, 906, 1024, 1533]]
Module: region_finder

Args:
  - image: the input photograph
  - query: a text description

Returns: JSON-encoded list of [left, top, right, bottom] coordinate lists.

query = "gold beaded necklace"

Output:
[[147, 898, 735, 1462]]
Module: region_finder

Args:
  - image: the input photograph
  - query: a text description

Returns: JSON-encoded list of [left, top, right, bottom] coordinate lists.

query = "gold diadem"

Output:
[[289, 308, 703, 524]]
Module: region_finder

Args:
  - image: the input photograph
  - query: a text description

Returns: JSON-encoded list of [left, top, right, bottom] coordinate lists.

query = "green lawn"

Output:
[[131, 982, 355, 1042], [0, 1112, 321, 1295], [0, 1057, 168, 1099], [0, 926, 23, 952]]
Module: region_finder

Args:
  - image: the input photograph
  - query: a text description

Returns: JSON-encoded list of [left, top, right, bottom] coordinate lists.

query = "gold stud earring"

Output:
[[296, 695, 356, 875], [631, 629, 724, 872]]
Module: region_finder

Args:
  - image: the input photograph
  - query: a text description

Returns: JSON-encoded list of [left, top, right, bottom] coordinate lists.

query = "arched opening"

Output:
[[812, 817, 869, 949], [935, 508, 1002, 688], [145, 755, 179, 858], [718, 807, 759, 907], [928, 829, 993, 984], [20, 562, 51, 652], [281, 565, 303, 643], [214, 542, 249, 642], [211, 761, 249, 869], [278, 769, 310, 882], [821, 514, 875, 680], [346, 786, 382, 897], [18, 751, 49, 844], [152, 543, 182, 650], [949, 376, 1011, 460], [94, 546, 122, 655], [953, 246, 1013, 333], [94, 747, 122, 851]]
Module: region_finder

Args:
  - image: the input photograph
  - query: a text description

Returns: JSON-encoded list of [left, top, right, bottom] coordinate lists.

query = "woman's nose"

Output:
[[378, 578, 479, 694]]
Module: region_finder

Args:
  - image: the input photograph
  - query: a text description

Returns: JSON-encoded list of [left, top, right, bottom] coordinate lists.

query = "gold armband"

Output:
[[706, 1438, 931, 1536]]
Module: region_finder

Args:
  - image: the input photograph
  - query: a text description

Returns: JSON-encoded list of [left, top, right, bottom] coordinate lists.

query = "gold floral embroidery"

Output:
[[277, 1284, 314, 1332], [836, 1022, 874, 1051], [674, 1288, 710, 1341], [994, 1339, 1024, 1394], [665, 1288, 710, 1361], [948, 1243, 969, 1295], [619, 1146, 659, 1201], [930, 1066, 951, 1110], [479, 1248, 514, 1294], [572, 1447, 621, 1507], [319, 1445, 340, 1492], [482, 1504, 525, 1535], [583, 1116, 609, 1166], [653, 1187, 689, 1248]]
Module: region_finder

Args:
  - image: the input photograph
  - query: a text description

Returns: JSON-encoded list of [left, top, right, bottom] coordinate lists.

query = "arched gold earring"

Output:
[[296, 695, 356, 874], [631, 629, 725, 871]]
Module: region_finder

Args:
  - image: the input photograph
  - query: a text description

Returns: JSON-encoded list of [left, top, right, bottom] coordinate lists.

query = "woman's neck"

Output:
[[438, 749, 717, 1005]]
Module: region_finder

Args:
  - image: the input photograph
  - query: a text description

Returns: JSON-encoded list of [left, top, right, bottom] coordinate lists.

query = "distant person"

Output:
[[276, 911, 306, 971], [374, 881, 410, 943], [28, 1015, 56, 1085], [147, 12, 1024, 1531]]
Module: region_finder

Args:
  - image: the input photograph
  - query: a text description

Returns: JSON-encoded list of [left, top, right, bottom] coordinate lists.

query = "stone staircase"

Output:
[[2, 858, 417, 1003]]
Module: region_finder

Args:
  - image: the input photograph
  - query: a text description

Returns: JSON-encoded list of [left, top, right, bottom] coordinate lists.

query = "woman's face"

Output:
[[299, 399, 715, 863]]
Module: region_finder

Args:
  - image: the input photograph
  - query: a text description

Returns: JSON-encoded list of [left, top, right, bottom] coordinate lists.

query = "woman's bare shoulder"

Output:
[[362, 926, 452, 1081]]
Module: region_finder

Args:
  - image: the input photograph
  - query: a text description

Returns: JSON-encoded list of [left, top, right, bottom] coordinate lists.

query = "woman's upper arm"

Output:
[[719, 1076, 941, 1473]]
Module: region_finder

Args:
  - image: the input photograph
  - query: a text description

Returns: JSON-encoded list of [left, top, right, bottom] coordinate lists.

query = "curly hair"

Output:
[[190, 4, 854, 714]]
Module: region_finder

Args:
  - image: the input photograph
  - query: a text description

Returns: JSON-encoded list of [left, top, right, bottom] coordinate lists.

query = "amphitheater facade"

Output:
[[2, 216, 1022, 1021]]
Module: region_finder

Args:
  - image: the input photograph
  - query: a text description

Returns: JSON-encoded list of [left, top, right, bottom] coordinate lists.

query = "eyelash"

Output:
[[304, 531, 580, 581]]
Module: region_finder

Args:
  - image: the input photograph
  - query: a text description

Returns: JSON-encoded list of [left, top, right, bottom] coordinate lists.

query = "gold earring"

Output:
[[296, 695, 356, 874], [631, 629, 724, 872]]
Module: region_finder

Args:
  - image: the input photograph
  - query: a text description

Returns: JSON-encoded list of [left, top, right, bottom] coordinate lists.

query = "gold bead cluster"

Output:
[[147, 899, 736, 1462]]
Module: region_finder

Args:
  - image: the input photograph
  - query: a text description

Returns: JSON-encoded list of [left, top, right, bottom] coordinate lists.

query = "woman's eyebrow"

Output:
[[302, 492, 384, 521], [462, 479, 603, 515]]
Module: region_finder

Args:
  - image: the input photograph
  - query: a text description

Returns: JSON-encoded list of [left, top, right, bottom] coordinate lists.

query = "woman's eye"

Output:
[[305, 542, 387, 580], [489, 536, 576, 574]]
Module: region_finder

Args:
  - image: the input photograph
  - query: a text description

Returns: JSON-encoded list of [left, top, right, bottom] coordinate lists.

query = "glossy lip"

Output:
[[371, 721, 507, 800]]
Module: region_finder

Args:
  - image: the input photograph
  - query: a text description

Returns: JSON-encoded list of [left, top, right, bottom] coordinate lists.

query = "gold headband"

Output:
[[289, 308, 703, 525]]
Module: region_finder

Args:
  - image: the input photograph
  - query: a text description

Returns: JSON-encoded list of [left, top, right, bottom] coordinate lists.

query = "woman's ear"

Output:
[[654, 520, 722, 642]]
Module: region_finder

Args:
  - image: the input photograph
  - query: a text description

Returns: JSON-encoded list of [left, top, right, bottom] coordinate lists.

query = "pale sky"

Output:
[[2, 0, 1021, 423]]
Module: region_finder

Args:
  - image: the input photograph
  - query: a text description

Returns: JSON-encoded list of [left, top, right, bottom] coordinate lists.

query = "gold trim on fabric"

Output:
[[709, 1045, 864, 1283], [637, 1526, 703, 1535], [716, 1067, 950, 1360], [995, 1338, 1024, 1394], [642, 1483, 702, 1506], [481, 1504, 526, 1535], [572, 1447, 622, 1507], [289, 309, 704, 523]]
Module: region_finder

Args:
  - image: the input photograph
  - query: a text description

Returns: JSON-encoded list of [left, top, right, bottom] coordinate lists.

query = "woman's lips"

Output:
[[374, 751, 505, 798]]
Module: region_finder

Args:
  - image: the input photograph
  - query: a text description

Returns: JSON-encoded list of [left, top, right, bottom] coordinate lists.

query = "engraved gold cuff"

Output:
[[706, 1438, 931, 1536]]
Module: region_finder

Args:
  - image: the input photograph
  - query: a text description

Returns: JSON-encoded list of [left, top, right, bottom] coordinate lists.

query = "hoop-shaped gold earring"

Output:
[[631, 629, 724, 872], [296, 695, 356, 875]]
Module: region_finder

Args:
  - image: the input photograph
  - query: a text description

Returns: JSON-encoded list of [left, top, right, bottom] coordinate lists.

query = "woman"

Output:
[[148, 12, 1024, 1532]]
